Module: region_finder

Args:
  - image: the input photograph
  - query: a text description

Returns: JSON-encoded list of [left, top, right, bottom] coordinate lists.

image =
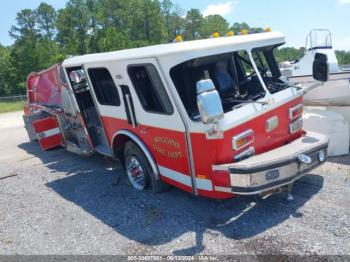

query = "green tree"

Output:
[[274, 47, 305, 63], [86, 0, 100, 53], [56, 0, 90, 55], [97, 0, 132, 31], [250, 27, 264, 33], [336, 50, 350, 65], [8, 8, 42, 93], [184, 9, 203, 40], [140, 0, 167, 45], [170, 4, 185, 37], [199, 15, 229, 37], [160, 1, 185, 40], [0, 45, 17, 96], [36, 3, 57, 41], [96, 0, 132, 50], [5, 1, 350, 97], [230, 22, 250, 35], [161, 0, 174, 39], [99, 27, 130, 52], [9, 9, 38, 40]]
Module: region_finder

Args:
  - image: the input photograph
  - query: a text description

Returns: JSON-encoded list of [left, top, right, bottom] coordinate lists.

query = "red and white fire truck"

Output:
[[23, 31, 330, 200]]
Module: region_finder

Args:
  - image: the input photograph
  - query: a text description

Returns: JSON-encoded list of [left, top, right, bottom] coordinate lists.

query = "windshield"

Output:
[[306, 30, 332, 50], [251, 47, 289, 94], [170, 46, 286, 121]]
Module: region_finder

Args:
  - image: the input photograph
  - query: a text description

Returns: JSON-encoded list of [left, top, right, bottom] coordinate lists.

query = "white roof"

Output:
[[63, 32, 285, 67]]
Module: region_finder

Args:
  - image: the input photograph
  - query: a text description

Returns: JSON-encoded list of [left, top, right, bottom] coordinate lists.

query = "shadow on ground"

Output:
[[328, 155, 350, 166], [19, 141, 324, 255]]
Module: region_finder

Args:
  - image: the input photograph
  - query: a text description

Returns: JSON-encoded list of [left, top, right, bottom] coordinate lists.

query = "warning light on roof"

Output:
[[240, 29, 249, 35], [225, 31, 235, 37], [210, 32, 220, 38], [173, 35, 183, 43], [264, 27, 272, 32]]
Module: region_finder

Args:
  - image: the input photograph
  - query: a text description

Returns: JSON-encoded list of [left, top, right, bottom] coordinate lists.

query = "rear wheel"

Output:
[[123, 141, 169, 193]]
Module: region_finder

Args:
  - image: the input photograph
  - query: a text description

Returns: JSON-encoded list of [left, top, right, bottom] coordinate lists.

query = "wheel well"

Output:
[[112, 134, 130, 165], [111, 132, 160, 180]]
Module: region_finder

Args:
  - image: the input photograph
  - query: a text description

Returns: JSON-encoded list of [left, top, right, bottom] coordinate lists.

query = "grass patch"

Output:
[[0, 101, 24, 113]]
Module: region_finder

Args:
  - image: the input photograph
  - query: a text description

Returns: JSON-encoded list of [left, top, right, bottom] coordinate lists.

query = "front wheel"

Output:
[[123, 141, 169, 193], [125, 154, 148, 190]]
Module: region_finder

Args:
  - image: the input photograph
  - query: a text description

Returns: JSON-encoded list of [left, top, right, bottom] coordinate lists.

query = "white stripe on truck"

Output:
[[158, 165, 213, 191], [37, 127, 60, 139]]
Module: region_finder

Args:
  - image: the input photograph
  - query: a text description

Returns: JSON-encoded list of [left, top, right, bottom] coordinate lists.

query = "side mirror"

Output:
[[196, 79, 224, 124], [313, 53, 329, 82]]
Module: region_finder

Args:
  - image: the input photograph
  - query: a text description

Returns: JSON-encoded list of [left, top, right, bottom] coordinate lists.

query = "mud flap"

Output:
[[32, 116, 63, 150]]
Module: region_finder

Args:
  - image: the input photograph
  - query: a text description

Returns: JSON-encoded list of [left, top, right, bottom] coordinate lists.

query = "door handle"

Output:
[[125, 94, 136, 128]]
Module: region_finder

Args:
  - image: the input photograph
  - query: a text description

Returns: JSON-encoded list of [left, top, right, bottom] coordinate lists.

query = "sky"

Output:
[[0, 0, 350, 50]]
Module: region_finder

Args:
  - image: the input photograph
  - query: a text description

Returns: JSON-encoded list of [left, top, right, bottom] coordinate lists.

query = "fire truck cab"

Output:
[[24, 31, 329, 199]]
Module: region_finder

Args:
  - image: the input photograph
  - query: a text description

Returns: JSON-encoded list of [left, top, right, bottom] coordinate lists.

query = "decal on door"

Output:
[[152, 136, 183, 159]]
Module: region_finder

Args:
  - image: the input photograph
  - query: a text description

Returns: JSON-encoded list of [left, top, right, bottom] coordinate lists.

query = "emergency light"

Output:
[[210, 32, 220, 38], [173, 35, 183, 43], [225, 31, 235, 37], [240, 29, 249, 35], [289, 104, 303, 120], [232, 129, 254, 151], [173, 27, 273, 43]]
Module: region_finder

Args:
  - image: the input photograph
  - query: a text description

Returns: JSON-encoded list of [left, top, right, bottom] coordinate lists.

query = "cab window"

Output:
[[128, 64, 173, 114], [88, 67, 121, 106]]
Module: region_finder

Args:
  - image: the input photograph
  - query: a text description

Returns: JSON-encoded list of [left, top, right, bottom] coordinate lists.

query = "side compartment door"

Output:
[[32, 116, 63, 150]]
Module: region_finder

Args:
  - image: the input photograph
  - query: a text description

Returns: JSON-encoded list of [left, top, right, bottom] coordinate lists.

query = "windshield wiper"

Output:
[[225, 92, 268, 105], [234, 100, 268, 105], [226, 98, 268, 106]]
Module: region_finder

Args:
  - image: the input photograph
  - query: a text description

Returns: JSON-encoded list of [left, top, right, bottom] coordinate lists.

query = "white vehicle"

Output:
[[280, 29, 350, 106], [280, 29, 350, 156]]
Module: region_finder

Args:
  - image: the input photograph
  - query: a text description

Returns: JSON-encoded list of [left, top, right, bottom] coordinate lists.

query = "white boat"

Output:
[[280, 29, 350, 106], [280, 29, 350, 156]]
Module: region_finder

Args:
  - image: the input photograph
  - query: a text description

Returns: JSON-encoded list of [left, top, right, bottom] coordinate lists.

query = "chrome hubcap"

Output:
[[126, 156, 146, 190]]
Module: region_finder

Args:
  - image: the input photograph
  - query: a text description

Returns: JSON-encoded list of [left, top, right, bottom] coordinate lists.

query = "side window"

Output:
[[88, 68, 121, 106], [59, 66, 68, 85], [128, 64, 173, 114], [67, 67, 89, 93]]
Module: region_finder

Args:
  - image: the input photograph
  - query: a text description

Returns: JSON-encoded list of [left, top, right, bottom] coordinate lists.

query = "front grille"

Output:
[[265, 169, 280, 181]]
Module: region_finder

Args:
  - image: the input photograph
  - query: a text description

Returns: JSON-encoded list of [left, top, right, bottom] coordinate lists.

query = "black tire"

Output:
[[123, 141, 169, 193]]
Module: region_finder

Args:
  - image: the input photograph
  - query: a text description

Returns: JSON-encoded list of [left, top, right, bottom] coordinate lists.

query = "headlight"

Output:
[[318, 150, 326, 162]]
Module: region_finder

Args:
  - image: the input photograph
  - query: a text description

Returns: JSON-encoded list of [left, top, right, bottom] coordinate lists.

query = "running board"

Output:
[[65, 140, 95, 156], [95, 144, 113, 157]]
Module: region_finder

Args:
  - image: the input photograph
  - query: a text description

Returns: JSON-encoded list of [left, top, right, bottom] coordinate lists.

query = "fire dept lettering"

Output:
[[153, 136, 182, 159]]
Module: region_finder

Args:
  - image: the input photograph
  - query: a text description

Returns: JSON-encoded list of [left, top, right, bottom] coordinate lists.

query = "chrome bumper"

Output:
[[213, 132, 328, 195]]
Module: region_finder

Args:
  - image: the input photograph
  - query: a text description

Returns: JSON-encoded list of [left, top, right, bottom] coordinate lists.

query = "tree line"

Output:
[[0, 0, 350, 96]]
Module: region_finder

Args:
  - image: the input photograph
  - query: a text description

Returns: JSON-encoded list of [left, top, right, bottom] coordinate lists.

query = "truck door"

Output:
[[65, 66, 112, 156], [127, 59, 195, 193], [87, 58, 195, 193]]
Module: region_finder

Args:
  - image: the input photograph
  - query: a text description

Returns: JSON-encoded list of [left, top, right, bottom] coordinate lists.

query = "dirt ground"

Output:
[[0, 111, 349, 256]]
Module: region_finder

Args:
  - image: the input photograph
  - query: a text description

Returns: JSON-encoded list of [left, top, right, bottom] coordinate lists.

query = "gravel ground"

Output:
[[0, 111, 349, 256]]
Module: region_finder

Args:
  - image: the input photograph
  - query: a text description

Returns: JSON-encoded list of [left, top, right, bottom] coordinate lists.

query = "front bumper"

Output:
[[213, 132, 328, 195]]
